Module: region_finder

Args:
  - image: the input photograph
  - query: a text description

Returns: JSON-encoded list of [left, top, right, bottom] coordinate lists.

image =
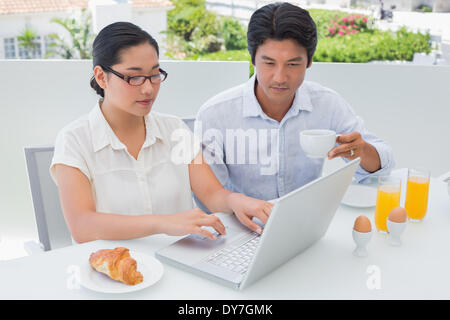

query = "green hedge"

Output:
[[166, 0, 247, 57], [314, 27, 431, 63], [308, 9, 351, 39], [221, 17, 247, 50], [188, 26, 431, 76], [189, 49, 254, 76], [175, 9, 432, 74], [167, 0, 219, 41]]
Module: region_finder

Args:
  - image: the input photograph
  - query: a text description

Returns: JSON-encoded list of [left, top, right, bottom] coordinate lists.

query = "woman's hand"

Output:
[[227, 193, 274, 234], [160, 208, 226, 240]]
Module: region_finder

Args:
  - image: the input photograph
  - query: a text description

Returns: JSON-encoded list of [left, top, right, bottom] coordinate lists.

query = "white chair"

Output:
[[24, 146, 73, 253], [182, 116, 195, 132]]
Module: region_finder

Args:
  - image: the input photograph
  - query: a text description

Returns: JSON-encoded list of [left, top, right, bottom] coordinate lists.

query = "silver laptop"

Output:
[[156, 158, 360, 290]]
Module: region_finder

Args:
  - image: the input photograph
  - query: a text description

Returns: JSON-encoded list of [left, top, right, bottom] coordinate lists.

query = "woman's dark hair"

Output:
[[247, 2, 317, 65], [90, 22, 159, 97]]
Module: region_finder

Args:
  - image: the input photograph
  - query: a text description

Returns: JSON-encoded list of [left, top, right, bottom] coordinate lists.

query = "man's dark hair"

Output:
[[247, 2, 317, 65]]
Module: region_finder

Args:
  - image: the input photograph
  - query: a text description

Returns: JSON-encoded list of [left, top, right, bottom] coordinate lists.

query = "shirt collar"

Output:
[[142, 111, 164, 148], [89, 100, 163, 153], [242, 74, 313, 119]]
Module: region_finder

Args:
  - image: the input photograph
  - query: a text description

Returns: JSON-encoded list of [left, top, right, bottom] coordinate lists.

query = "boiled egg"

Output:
[[353, 215, 372, 233], [388, 206, 407, 223]]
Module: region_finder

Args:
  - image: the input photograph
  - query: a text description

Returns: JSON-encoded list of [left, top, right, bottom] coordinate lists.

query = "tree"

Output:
[[46, 9, 95, 59], [167, 0, 220, 41], [17, 28, 39, 59]]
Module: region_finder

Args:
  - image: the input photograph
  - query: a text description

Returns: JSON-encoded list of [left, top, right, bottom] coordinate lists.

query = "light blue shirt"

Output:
[[194, 75, 395, 206]]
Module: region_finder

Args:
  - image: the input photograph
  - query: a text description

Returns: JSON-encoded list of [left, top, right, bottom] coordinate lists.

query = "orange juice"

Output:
[[375, 185, 401, 232], [405, 176, 430, 220]]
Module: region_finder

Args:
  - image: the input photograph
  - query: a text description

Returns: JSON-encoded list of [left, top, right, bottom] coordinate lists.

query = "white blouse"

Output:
[[50, 101, 200, 216]]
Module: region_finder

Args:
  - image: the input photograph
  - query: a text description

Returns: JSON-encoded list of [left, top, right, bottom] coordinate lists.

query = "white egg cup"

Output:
[[352, 229, 372, 257], [387, 220, 407, 246]]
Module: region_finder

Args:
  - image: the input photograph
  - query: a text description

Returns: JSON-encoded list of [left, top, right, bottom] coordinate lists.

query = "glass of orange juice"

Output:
[[375, 176, 401, 233], [405, 168, 430, 222]]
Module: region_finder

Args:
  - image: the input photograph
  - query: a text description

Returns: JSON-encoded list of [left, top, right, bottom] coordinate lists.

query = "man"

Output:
[[194, 2, 394, 208]]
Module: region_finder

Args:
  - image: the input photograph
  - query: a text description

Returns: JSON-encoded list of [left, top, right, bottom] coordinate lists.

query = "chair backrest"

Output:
[[24, 146, 72, 251], [182, 117, 195, 132]]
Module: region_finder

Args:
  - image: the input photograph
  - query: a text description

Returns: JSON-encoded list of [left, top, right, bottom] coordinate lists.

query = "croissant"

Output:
[[89, 247, 143, 285]]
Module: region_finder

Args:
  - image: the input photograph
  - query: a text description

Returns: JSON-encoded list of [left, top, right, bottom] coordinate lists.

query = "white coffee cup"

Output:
[[299, 129, 338, 158]]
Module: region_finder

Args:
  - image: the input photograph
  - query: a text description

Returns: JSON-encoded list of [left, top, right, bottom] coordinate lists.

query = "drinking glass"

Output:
[[375, 176, 401, 233], [405, 168, 430, 222]]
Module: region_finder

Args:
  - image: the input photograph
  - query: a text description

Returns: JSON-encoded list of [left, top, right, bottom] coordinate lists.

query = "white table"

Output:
[[1, 176, 449, 300]]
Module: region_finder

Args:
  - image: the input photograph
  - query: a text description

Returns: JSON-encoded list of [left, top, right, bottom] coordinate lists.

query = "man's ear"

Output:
[[93, 65, 107, 89]]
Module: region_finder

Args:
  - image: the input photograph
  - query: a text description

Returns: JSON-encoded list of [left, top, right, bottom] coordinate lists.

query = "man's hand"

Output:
[[328, 132, 381, 173], [328, 132, 364, 161], [227, 193, 274, 234]]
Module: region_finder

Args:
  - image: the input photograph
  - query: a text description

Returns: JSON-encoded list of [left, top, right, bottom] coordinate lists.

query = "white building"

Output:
[[205, 0, 449, 23], [0, 0, 174, 59], [205, 0, 278, 23], [204, 0, 354, 23]]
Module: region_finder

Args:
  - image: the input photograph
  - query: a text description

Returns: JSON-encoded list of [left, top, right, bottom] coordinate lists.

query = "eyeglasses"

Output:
[[101, 65, 168, 86]]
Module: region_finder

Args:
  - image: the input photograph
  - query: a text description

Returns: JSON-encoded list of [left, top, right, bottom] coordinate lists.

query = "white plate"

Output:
[[79, 250, 164, 293], [341, 169, 410, 208], [341, 183, 378, 208]]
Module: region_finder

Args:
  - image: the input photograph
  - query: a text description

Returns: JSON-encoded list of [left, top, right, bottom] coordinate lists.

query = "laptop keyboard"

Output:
[[206, 234, 260, 274]]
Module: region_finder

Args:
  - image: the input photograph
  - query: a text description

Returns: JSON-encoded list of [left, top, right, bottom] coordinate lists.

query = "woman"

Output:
[[50, 22, 273, 243]]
